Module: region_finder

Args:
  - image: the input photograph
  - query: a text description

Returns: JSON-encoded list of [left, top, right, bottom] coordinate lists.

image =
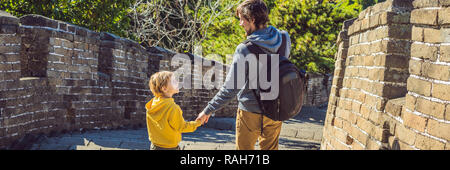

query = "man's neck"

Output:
[[247, 25, 268, 36]]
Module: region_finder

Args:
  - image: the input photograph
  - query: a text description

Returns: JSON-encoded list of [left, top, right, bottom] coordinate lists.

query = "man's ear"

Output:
[[250, 17, 256, 26]]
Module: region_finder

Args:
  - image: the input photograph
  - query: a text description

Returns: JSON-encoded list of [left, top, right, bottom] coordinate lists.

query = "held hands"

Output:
[[195, 111, 211, 125]]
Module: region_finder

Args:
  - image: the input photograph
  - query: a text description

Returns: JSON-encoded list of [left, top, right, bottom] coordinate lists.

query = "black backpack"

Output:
[[243, 33, 308, 122]]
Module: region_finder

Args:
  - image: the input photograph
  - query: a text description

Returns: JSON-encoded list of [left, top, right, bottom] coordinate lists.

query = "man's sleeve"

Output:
[[201, 45, 247, 115]]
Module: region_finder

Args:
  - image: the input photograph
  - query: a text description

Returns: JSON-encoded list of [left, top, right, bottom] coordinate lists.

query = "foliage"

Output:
[[0, 0, 372, 74], [269, 0, 359, 73], [358, 0, 386, 10], [202, 0, 360, 73], [200, 0, 245, 64], [0, 0, 134, 38], [128, 0, 240, 55]]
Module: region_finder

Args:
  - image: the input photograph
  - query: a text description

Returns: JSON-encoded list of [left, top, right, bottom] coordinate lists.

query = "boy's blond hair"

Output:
[[149, 71, 174, 97]]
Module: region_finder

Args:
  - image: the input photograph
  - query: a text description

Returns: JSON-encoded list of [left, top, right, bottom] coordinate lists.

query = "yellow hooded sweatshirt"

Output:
[[145, 97, 201, 148]]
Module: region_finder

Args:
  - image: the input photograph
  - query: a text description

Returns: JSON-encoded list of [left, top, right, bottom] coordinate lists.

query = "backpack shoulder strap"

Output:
[[277, 33, 287, 58], [243, 41, 267, 58], [243, 40, 267, 136]]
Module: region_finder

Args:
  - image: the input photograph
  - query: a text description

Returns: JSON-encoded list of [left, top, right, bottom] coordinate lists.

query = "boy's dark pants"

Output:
[[150, 143, 180, 150]]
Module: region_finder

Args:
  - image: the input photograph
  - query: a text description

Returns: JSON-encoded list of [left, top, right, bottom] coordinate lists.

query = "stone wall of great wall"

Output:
[[304, 73, 332, 107], [0, 10, 332, 149], [0, 11, 240, 148], [322, 0, 450, 150]]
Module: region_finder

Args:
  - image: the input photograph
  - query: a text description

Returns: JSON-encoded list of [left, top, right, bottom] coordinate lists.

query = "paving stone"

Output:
[[86, 139, 122, 148], [38, 144, 72, 150], [296, 130, 315, 140], [280, 128, 299, 138], [119, 141, 150, 150], [217, 144, 236, 150]]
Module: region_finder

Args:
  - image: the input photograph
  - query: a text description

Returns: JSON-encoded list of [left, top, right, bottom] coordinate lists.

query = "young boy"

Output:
[[146, 71, 202, 150]]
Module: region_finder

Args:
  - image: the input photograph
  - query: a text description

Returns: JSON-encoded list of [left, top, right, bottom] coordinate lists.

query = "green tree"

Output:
[[0, 0, 134, 38], [200, 0, 282, 64], [0, 0, 366, 73], [201, 0, 361, 72], [270, 0, 359, 73], [129, 0, 242, 56], [200, 0, 245, 64], [358, 0, 386, 10]]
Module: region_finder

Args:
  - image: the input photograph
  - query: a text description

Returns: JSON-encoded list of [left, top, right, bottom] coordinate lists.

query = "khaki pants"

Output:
[[235, 109, 283, 150]]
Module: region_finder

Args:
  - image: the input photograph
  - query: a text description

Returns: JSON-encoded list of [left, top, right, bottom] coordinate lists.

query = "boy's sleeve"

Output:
[[169, 105, 202, 133]]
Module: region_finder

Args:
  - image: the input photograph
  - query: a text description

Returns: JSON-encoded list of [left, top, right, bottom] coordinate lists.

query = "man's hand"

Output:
[[195, 111, 211, 125]]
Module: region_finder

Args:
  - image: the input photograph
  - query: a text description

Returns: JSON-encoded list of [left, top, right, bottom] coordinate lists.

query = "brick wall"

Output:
[[322, 0, 450, 150], [0, 12, 239, 149]]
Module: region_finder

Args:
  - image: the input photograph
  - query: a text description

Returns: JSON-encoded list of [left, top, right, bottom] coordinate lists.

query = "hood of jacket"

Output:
[[145, 97, 175, 122], [246, 25, 285, 53]]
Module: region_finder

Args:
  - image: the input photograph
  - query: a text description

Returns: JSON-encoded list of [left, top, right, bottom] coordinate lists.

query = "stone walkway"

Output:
[[29, 106, 326, 150]]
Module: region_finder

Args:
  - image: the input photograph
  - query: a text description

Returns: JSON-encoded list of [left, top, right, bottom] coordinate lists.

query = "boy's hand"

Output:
[[195, 112, 211, 125]]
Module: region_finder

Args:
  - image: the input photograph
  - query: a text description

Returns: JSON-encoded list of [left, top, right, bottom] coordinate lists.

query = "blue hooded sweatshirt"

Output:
[[201, 25, 291, 115]]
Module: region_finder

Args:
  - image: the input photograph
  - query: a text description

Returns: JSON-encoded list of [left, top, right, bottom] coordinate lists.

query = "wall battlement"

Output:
[[322, 0, 450, 150]]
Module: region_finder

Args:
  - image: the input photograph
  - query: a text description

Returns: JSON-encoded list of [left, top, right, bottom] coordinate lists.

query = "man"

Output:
[[196, 0, 291, 150]]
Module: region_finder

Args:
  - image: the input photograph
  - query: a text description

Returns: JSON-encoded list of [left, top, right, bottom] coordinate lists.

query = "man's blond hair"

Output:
[[149, 71, 174, 97]]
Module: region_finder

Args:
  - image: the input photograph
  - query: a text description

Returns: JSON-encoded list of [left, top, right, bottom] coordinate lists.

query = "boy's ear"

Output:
[[161, 86, 167, 92]]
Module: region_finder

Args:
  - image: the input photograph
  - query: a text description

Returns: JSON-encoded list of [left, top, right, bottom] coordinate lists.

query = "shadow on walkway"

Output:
[[283, 106, 327, 125], [278, 137, 320, 150], [182, 128, 235, 144]]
